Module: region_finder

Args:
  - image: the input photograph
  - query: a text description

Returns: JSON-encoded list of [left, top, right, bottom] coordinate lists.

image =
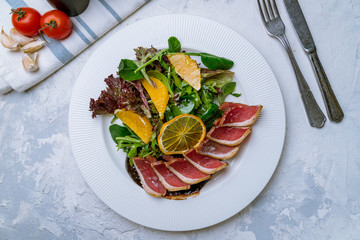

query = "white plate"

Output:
[[69, 14, 286, 231]]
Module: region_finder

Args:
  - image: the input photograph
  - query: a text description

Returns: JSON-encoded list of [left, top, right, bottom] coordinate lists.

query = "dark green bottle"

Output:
[[47, 0, 90, 17]]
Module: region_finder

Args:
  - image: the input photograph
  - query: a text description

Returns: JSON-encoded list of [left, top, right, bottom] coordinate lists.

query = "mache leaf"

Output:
[[200, 53, 234, 70], [118, 59, 144, 81], [109, 124, 131, 143], [168, 36, 181, 53]]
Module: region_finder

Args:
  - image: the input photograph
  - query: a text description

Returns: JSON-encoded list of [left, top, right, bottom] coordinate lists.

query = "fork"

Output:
[[257, 0, 326, 128]]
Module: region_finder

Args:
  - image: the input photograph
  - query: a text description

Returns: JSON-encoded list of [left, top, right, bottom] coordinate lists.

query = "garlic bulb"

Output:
[[22, 52, 39, 72], [9, 28, 36, 46], [1, 28, 20, 51]]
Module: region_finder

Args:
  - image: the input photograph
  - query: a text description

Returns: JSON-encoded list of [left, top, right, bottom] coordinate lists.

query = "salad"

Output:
[[89, 36, 240, 166]]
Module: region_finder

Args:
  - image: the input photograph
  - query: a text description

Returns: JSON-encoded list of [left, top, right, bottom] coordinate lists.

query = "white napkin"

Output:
[[0, 0, 149, 94]]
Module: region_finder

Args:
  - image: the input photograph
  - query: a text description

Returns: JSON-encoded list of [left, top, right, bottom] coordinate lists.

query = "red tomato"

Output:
[[40, 10, 72, 40], [11, 7, 41, 36]]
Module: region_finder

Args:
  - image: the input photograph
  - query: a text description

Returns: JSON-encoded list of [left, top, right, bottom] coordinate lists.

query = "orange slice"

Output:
[[168, 53, 201, 91], [158, 114, 206, 154], [141, 76, 169, 120], [114, 109, 153, 144]]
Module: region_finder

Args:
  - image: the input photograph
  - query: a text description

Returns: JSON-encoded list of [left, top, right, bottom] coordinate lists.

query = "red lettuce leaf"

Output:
[[130, 80, 150, 110], [89, 75, 146, 118]]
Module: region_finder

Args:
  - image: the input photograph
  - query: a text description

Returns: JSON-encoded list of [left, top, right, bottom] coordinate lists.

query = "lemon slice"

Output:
[[158, 114, 206, 154], [141, 76, 169, 120], [114, 109, 153, 144], [168, 53, 201, 91]]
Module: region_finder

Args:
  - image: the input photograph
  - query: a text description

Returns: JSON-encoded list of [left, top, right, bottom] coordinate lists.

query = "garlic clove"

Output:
[[22, 53, 39, 72], [21, 40, 45, 53], [10, 28, 36, 46], [1, 28, 20, 51], [32, 52, 38, 63]]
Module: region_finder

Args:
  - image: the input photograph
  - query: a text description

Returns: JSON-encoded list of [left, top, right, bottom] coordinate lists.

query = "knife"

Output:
[[283, 0, 344, 122]]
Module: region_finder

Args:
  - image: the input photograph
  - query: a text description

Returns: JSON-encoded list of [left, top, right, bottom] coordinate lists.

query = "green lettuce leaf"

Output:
[[201, 68, 235, 88]]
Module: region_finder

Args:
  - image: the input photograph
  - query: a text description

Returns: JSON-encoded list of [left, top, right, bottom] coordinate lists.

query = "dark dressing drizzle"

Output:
[[126, 158, 208, 199]]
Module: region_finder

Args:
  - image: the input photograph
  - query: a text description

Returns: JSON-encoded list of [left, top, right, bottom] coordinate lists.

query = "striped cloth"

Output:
[[0, 0, 149, 94]]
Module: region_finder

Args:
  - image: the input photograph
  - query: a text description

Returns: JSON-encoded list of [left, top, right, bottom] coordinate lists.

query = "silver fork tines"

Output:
[[260, 0, 278, 21], [257, 0, 326, 128]]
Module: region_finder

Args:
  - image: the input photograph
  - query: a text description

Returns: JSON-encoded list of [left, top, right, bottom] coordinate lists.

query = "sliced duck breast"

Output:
[[196, 139, 240, 160], [151, 161, 190, 191], [162, 154, 175, 162], [145, 155, 157, 163], [183, 149, 228, 174], [219, 102, 248, 111], [216, 103, 263, 127], [166, 158, 211, 184], [207, 126, 251, 146], [133, 157, 167, 197]]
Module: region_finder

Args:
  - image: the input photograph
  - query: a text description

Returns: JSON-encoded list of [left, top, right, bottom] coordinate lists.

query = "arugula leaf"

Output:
[[181, 85, 193, 97], [200, 103, 219, 123], [199, 85, 216, 107], [127, 145, 139, 166], [138, 133, 163, 159], [115, 132, 162, 167], [150, 133, 157, 149], [160, 58, 170, 70], [116, 136, 143, 144], [115, 135, 143, 167], [168, 36, 181, 53], [191, 91, 202, 109], [164, 106, 174, 121], [171, 71, 182, 90], [118, 59, 144, 81]]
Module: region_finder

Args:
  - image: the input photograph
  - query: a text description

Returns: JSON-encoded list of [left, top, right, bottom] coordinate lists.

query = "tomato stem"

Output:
[[38, 21, 57, 44], [10, 8, 26, 22], [42, 20, 57, 30]]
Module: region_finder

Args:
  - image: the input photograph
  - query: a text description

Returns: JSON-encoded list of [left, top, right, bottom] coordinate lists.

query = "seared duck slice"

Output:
[[183, 149, 228, 174], [217, 102, 262, 127], [151, 161, 190, 191], [166, 158, 211, 184], [207, 126, 251, 146], [219, 102, 249, 111], [133, 157, 166, 197], [145, 155, 157, 163], [162, 154, 175, 162], [196, 139, 240, 160]]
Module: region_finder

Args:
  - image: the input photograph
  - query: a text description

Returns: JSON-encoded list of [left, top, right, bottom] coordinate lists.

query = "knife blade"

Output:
[[283, 0, 344, 122], [283, 0, 315, 53]]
